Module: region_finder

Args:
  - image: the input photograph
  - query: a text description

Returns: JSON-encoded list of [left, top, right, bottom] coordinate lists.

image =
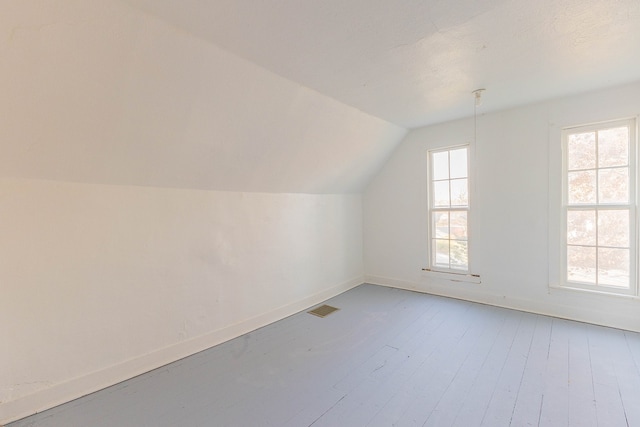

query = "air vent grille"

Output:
[[308, 304, 339, 318]]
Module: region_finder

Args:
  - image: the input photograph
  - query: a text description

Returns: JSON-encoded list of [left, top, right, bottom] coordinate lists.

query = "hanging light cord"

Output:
[[474, 98, 477, 145], [472, 89, 485, 150]]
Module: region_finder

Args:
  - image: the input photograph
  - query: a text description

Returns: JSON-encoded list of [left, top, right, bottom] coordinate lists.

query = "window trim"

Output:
[[560, 117, 638, 296], [427, 144, 471, 276]]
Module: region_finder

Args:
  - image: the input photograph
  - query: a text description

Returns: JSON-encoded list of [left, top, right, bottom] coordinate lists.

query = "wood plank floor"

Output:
[[9, 284, 640, 426]]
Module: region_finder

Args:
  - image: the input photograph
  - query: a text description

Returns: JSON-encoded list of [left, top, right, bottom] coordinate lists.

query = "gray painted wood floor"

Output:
[[9, 284, 640, 427]]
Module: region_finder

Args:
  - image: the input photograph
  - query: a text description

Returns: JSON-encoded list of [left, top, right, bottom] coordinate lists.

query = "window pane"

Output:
[[433, 212, 449, 239], [450, 211, 467, 240], [567, 245, 596, 284], [598, 168, 628, 203], [450, 241, 468, 270], [568, 170, 596, 204], [449, 148, 468, 179], [567, 210, 596, 245], [598, 127, 628, 168], [568, 132, 596, 170], [429, 146, 471, 273], [598, 248, 629, 288], [598, 209, 629, 248], [432, 151, 449, 180], [450, 179, 468, 206], [563, 119, 636, 295], [434, 239, 449, 267], [433, 181, 450, 207]]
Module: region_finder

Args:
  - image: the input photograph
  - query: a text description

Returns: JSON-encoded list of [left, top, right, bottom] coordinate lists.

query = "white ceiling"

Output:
[[4, 1, 640, 194], [1, 1, 406, 193], [126, 0, 640, 128]]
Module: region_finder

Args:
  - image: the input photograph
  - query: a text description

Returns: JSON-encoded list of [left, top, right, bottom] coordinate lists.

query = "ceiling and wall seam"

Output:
[[1, 0, 407, 194]]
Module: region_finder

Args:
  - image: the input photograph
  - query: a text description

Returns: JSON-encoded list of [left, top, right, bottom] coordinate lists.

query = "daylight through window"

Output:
[[563, 119, 637, 295], [428, 146, 469, 272]]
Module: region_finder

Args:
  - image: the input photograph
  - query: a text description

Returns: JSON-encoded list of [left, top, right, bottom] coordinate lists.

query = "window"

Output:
[[562, 118, 637, 295], [428, 146, 469, 272]]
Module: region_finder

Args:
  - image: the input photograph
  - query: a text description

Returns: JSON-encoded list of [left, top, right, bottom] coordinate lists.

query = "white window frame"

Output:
[[427, 145, 471, 275], [560, 118, 638, 296]]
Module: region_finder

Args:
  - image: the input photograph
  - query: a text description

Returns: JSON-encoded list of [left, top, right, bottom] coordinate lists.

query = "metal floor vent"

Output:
[[308, 304, 339, 318]]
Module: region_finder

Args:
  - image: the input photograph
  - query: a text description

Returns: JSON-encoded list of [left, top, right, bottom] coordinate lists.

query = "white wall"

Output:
[[0, 2, 402, 423], [364, 81, 640, 333], [0, 179, 363, 423]]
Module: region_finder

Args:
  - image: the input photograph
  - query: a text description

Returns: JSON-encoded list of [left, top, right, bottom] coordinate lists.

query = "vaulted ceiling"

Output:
[[1, 1, 405, 193], [2, 1, 639, 193], [126, 0, 640, 128]]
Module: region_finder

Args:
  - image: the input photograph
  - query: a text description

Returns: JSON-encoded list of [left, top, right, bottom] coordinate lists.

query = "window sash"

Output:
[[561, 118, 637, 296], [428, 145, 470, 273]]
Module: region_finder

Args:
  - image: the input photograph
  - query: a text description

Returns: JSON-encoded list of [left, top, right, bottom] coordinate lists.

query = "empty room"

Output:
[[2, 0, 640, 426]]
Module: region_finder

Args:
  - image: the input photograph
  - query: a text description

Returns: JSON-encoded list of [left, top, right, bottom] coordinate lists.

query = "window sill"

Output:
[[549, 283, 640, 300], [421, 268, 481, 284]]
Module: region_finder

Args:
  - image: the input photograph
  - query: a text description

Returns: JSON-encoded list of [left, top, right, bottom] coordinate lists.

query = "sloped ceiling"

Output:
[[126, 0, 640, 128], [4, 1, 640, 193], [0, 1, 406, 193]]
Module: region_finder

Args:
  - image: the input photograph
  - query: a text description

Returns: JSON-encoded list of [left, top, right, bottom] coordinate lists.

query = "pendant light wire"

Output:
[[472, 89, 485, 169], [472, 89, 485, 146]]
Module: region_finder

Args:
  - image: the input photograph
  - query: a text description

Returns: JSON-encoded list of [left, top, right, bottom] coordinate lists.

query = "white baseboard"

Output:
[[0, 277, 363, 425], [365, 275, 640, 333]]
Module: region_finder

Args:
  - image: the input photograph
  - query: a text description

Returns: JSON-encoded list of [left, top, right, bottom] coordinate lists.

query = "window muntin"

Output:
[[563, 119, 637, 294], [429, 146, 469, 272]]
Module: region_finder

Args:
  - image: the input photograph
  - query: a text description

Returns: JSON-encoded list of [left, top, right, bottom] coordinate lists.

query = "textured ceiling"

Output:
[[126, 0, 640, 128], [0, 0, 406, 193], [4, 0, 640, 193]]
